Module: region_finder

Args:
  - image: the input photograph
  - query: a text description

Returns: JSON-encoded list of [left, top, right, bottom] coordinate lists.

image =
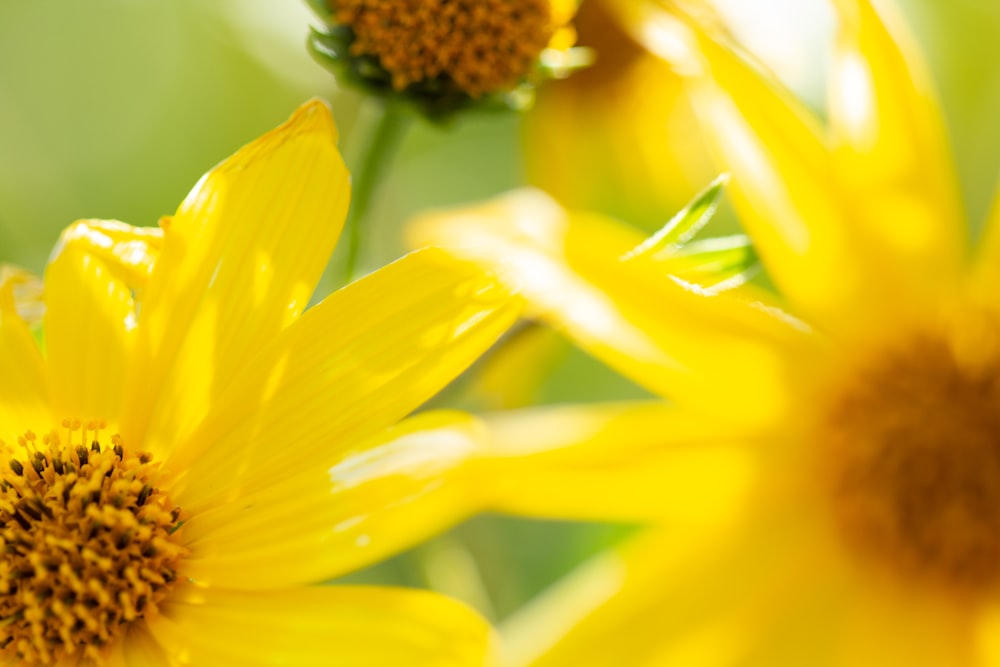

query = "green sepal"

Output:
[[669, 234, 758, 284], [623, 173, 730, 261]]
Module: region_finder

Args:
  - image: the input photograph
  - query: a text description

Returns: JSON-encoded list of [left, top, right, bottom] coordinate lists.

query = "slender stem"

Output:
[[343, 98, 412, 283]]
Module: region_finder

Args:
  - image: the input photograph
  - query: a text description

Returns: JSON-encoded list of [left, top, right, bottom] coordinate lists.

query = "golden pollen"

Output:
[[821, 331, 1000, 593], [331, 0, 556, 97], [0, 424, 184, 664]]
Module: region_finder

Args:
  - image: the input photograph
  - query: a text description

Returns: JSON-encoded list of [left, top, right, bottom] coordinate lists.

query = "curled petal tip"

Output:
[[285, 98, 339, 142]]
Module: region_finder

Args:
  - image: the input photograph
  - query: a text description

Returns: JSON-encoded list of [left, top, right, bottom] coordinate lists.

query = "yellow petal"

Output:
[[163, 247, 519, 510], [149, 583, 492, 667], [614, 1, 943, 328], [0, 264, 44, 325], [179, 411, 487, 588], [828, 0, 966, 298], [464, 324, 567, 411], [0, 269, 50, 437], [53, 219, 162, 297], [121, 624, 171, 667], [410, 190, 816, 429], [120, 100, 350, 456], [44, 235, 135, 422], [502, 508, 844, 667], [525, 0, 716, 230], [479, 401, 757, 524]]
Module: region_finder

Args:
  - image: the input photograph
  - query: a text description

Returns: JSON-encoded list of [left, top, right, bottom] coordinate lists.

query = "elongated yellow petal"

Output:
[[410, 190, 817, 428], [149, 584, 492, 667], [120, 100, 350, 456], [0, 270, 50, 437], [829, 0, 965, 298], [163, 248, 519, 509], [502, 509, 844, 667], [479, 401, 758, 524], [44, 238, 135, 422], [179, 411, 486, 588]]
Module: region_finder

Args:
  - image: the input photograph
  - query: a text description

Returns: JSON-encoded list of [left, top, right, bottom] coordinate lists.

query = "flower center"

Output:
[[330, 0, 556, 97], [820, 328, 1000, 594], [0, 421, 184, 665]]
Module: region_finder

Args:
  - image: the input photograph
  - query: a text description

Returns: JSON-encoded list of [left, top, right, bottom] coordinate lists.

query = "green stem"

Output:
[[343, 99, 412, 283]]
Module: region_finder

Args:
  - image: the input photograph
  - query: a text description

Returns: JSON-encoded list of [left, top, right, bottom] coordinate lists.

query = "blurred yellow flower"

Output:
[[523, 0, 715, 229], [0, 101, 520, 666], [411, 0, 1000, 663]]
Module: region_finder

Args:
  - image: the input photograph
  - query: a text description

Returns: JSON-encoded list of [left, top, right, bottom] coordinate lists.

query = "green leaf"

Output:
[[622, 173, 730, 261]]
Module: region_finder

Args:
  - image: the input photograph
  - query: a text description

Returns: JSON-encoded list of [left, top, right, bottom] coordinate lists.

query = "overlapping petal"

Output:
[[44, 234, 136, 422], [179, 411, 488, 588], [618, 3, 866, 325], [164, 248, 520, 511], [503, 504, 970, 667], [501, 510, 840, 667], [410, 190, 818, 428], [829, 0, 966, 297], [147, 584, 492, 667], [479, 401, 759, 524], [608, 0, 964, 328], [52, 219, 162, 296], [120, 100, 351, 457]]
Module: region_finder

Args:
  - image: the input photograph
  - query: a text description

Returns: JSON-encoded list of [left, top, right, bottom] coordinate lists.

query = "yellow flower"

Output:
[[309, 0, 577, 116], [411, 0, 1000, 664], [523, 0, 715, 229], [0, 100, 520, 666]]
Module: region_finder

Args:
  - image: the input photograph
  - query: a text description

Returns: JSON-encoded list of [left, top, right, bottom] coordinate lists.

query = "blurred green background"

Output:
[[1, 0, 998, 625]]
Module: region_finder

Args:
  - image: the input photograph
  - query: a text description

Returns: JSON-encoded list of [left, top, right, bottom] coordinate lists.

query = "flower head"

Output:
[[411, 0, 1000, 663], [522, 0, 715, 228], [308, 0, 577, 117], [0, 100, 519, 665]]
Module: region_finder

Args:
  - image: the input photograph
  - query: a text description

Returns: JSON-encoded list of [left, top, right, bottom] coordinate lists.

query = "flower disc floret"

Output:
[[331, 0, 556, 97], [819, 329, 1000, 593], [0, 422, 184, 665]]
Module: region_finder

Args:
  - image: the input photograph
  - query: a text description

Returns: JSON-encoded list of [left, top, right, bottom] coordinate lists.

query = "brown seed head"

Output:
[[819, 328, 1000, 596], [331, 0, 557, 97], [0, 424, 184, 664]]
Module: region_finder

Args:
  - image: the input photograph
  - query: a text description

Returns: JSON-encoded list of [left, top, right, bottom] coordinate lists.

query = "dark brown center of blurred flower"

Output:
[[0, 421, 184, 665], [330, 0, 556, 97], [821, 329, 1000, 595]]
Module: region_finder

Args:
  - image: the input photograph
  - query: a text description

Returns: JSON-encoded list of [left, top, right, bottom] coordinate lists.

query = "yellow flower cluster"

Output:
[[3, 0, 998, 665]]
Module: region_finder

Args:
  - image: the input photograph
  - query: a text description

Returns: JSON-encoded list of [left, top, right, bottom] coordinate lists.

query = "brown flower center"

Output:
[[820, 328, 1000, 594], [0, 422, 184, 665], [331, 0, 556, 96]]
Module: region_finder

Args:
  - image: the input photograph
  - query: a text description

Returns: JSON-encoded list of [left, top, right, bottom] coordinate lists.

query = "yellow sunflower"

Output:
[[523, 0, 715, 229], [410, 0, 1000, 664], [0, 100, 521, 666]]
